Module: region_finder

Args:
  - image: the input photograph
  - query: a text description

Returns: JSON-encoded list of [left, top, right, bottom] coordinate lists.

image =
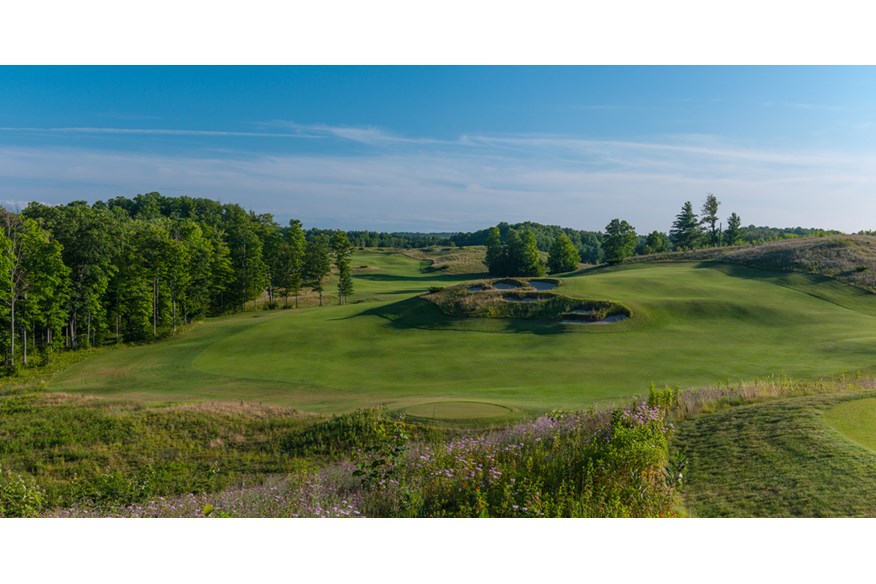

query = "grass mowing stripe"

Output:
[[675, 391, 876, 517], [824, 397, 876, 453]]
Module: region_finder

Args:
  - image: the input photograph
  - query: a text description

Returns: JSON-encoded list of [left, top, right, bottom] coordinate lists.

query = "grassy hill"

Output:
[[10, 240, 876, 517], [50, 247, 876, 417], [633, 234, 876, 292]]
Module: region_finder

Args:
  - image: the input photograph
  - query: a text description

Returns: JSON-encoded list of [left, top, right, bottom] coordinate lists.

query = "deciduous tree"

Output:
[[331, 230, 354, 305], [548, 233, 580, 274], [603, 219, 637, 264]]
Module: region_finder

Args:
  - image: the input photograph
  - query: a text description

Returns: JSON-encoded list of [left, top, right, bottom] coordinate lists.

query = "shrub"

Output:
[[648, 384, 679, 412], [0, 467, 44, 517]]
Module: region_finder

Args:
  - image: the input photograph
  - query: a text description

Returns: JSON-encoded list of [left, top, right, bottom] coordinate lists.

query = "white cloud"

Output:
[[1, 131, 875, 233]]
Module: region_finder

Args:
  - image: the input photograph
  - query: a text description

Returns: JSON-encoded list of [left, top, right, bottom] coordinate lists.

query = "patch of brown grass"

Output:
[[403, 246, 488, 275]]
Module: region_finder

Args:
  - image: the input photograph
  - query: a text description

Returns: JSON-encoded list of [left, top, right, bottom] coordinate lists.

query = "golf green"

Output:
[[402, 401, 513, 419]]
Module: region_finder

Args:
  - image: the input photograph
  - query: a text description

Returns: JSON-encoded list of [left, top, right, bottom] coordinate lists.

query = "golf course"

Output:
[[49, 248, 876, 418]]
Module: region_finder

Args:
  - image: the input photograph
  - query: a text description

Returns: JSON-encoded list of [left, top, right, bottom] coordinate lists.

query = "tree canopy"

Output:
[[603, 219, 637, 264]]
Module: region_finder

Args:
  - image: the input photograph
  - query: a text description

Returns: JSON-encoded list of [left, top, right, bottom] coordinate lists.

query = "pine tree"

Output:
[[724, 212, 742, 246], [701, 193, 721, 246], [670, 201, 702, 251], [603, 219, 637, 264], [548, 233, 580, 274]]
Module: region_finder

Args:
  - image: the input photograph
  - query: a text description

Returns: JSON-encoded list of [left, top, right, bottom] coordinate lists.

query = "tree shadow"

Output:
[[353, 273, 473, 283], [351, 296, 568, 335]]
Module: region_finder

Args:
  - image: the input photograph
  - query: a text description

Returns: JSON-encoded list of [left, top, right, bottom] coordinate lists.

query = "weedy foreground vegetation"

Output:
[[4, 226, 876, 517]]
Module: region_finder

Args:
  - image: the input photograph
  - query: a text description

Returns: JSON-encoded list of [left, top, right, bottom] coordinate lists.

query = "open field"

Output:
[[50, 249, 876, 416]]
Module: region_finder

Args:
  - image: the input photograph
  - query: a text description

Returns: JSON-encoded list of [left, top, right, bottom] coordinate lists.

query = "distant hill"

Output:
[[632, 235, 876, 293], [723, 235, 876, 292]]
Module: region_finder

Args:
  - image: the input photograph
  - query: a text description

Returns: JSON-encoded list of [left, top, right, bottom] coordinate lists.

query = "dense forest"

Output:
[[0, 193, 355, 372], [0, 191, 845, 372]]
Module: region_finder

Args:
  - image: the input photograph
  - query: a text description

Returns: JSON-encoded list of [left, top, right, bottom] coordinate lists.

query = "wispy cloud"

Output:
[[759, 101, 846, 112], [268, 121, 443, 146], [0, 126, 315, 139], [2, 131, 875, 233]]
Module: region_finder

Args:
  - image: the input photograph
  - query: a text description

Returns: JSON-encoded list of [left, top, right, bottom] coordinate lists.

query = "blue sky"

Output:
[[2, 66, 876, 233]]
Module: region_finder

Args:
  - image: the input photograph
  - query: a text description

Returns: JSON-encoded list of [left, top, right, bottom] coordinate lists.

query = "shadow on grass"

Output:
[[352, 296, 568, 335], [352, 273, 475, 284]]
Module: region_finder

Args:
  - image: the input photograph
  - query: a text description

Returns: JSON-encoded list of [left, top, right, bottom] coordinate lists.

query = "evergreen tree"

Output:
[[304, 234, 332, 307], [548, 233, 580, 274], [331, 230, 354, 305], [669, 201, 702, 250], [701, 193, 721, 246], [724, 212, 742, 246], [602, 219, 637, 264]]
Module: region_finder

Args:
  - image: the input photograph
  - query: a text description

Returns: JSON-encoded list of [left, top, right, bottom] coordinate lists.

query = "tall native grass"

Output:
[[22, 372, 876, 518], [50, 399, 678, 518]]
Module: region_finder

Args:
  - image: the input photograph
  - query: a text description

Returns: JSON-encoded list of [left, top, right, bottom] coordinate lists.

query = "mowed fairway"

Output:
[[825, 397, 876, 452], [51, 251, 876, 415]]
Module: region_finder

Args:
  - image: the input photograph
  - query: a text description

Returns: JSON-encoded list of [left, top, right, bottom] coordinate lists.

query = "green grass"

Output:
[[675, 390, 876, 517], [42, 252, 876, 413], [402, 401, 514, 419], [824, 397, 876, 452], [49, 251, 876, 416]]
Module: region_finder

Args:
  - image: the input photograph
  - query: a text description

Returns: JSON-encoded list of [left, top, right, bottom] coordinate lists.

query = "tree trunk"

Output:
[[153, 277, 158, 337], [9, 295, 14, 368], [22, 324, 27, 367]]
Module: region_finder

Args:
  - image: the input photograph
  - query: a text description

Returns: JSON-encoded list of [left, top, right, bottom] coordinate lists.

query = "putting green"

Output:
[[824, 397, 876, 452], [403, 401, 513, 419]]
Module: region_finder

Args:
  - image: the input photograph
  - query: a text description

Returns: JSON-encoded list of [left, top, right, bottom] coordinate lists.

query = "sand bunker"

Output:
[[571, 308, 596, 315], [529, 280, 558, 291], [563, 314, 629, 325], [467, 285, 487, 292], [503, 296, 539, 303], [492, 282, 521, 290]]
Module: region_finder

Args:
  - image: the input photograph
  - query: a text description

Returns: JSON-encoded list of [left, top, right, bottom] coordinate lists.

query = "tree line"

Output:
[[484, 193, 843, 272], [0, 193, 354, 372]]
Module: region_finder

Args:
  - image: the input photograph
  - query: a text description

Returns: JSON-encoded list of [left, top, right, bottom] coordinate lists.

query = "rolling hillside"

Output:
[[50, 244, 876, 416]]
